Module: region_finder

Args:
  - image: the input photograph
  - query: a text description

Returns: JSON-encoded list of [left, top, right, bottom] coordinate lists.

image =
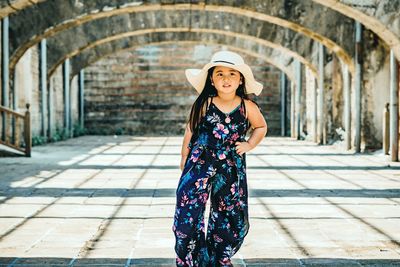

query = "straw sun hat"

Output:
[[185, 50, 263, 96]]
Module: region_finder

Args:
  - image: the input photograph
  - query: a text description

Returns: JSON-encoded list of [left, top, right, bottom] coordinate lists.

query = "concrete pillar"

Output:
[[48, 80, 53, 138], [318, 43, 325, 145], [39, 39, 47, 138], [1, 17, 9, 141], [312, 76, 317, 143], [354, 21, 363, 153], [290, 82, 295, 138], [63, 59, 71, 136], [280, 71, 287, 136], [295, 60, 302, 140], [390, 50, 399, 162], [342, 63, 351, 150], [78, 69, 84, 128]]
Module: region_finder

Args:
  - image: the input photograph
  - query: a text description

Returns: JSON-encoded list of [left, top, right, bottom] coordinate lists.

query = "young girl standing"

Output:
[[172, 50, 268, 266]]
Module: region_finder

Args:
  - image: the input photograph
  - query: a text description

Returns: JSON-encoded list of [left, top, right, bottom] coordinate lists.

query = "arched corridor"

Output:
[[0, 0, 400, 265]]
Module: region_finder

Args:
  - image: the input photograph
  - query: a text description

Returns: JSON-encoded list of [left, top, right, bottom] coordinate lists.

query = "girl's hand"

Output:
[[235, 141, 253, 156], [180, 155, 188, 171]]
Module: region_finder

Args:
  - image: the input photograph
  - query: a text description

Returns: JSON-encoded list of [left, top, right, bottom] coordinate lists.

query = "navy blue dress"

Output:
[[173, 96, 251, 266]]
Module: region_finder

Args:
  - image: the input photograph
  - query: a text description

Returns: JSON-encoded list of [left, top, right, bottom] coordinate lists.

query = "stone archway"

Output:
[[44, 9, 319, 79], [312, 0, 400, 60], [9, 1, 355, 74]]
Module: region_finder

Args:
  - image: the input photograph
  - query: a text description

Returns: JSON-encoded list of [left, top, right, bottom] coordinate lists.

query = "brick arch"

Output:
[[43, 9, 320, 78], [9, 1, 355, 74], [67, 37, 298, 87], [0, 0, 44, 18], [312, 0, 400, 60]]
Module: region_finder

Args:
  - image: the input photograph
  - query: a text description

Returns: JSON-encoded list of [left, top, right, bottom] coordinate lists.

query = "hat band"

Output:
[[213, 60, 234, 65]]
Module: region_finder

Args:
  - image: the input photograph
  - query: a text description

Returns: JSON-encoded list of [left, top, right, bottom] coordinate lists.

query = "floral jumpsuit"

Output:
[[173, 96, 251, 266]]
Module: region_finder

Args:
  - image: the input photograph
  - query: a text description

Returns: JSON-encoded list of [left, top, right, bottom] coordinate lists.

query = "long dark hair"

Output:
[[188, 67, 251, 133]]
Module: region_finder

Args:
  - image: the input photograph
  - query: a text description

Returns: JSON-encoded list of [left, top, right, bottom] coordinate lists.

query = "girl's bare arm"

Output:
[[245, 100, 268, 149], [181, 123, 192, 158], [234, 100, 267, 156]]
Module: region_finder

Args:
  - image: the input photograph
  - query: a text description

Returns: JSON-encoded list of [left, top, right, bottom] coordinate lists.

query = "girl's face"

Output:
[[211, 66, 242, 94]]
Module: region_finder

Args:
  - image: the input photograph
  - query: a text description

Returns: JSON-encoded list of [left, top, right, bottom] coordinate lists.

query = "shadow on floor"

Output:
[[1, 257, 400, 266]]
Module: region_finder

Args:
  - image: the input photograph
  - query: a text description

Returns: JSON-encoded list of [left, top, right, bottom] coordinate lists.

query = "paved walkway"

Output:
[[0, 136, 400, 266]]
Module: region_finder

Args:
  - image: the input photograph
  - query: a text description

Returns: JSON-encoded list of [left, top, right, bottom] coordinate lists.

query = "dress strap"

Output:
[[205, 96, 213, 113], [240, 97, 247, 119]]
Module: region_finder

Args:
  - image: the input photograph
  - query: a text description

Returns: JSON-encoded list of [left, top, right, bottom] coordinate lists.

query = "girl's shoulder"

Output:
[[243, 98, 260, 109]]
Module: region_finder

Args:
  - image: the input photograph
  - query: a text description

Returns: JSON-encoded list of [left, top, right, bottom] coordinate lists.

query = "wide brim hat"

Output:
[[185, 50, 263, 96]]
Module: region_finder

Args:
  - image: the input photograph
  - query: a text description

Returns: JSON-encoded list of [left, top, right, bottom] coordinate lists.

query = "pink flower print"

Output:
[[175, 231, 187, 239], [189, 153, 199, 163], [195, 177, 208, 189], [176, 257, 185, 266], [240, 188, 244, 196], [218, 199, 226, 211], [185, 254, 193, 266], [189, 198, 197, 205], [213, 123, 229, 139], [229, 123, 238, 131], [180, 194, 189, 207], [218, 152, 226, 160], [213, 234, 223, 243], [219, 257, 232, 265], [225, 117, 231, 123], [226, 159, 235, 166], [199, 193, 208, 204], [230, 183, 237, 195], [231, 132, 239, 141]]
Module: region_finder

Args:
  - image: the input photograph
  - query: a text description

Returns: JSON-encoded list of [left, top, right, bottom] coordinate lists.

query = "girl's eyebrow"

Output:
[[215, 69, 238, 73]]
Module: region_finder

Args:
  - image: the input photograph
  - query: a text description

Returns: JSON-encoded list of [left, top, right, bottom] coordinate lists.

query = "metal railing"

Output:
[[0, 103, 31, 157]]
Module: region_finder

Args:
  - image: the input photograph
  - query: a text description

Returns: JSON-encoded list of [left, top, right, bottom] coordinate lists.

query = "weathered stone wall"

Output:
[[11, 48, 79, 141], [83, 44, 282, 136], [14, 46, 40, 136], [361, 28, 391, 150], [50, 66, 64, 132]]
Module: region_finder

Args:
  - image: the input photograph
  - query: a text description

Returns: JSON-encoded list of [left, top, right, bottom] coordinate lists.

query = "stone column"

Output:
[[295, 60, 302, 140], [1, 17, 9, 141], [318, 43, 325, 145], [79, 69, 84, 129], [390, 50, 399, 161], [63, 59, 71, 136], [280, 71, 287, 137], [354, 21, 363, 153], [39, 39, 47, 138], [342, 62, 351, 150]]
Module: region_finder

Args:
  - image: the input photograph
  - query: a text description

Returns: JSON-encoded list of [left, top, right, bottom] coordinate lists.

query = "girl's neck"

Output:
[[216, 93, 238, 103]]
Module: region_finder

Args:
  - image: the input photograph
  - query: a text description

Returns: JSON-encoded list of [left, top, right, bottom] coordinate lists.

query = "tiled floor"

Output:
[[0, 136, 399, 266]]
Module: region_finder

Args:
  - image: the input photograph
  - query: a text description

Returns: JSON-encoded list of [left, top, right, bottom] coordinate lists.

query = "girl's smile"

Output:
[[211, 66, 242, 93]]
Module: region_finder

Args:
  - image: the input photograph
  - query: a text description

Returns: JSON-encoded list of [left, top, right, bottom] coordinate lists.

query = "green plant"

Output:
[[32, 135, 47, 146], [115, 127, 124, 135], [49, 128, 69, 142], [73, 123, 87, 137]]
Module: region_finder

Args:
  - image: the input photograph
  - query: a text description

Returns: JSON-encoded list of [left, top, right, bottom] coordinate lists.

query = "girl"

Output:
[[172, 50, 268, 266]]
